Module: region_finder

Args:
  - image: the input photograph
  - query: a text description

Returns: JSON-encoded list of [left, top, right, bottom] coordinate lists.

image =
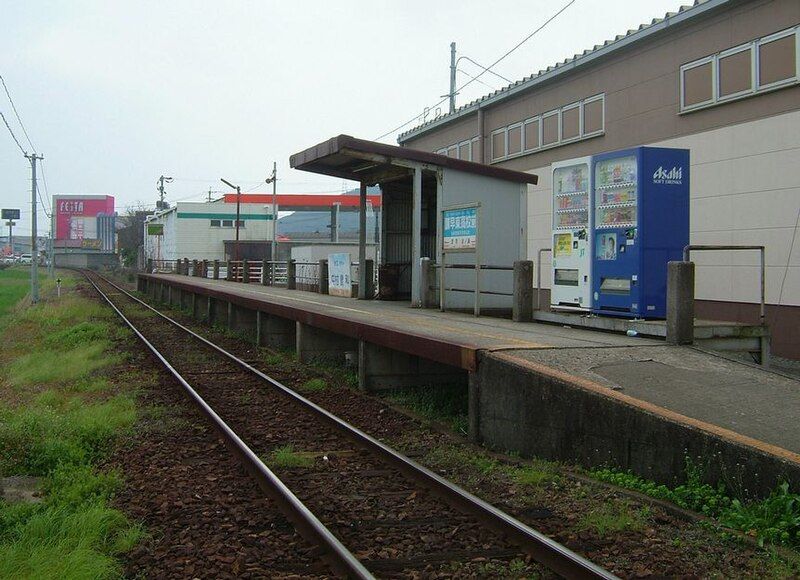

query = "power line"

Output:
[[457, 68, 497, 91], [1, 110, 26, 154], [38, 158, 53, 218], [0, 75, 35, 152], [373, 0, 577, 141], [458, 55, 513, 84]]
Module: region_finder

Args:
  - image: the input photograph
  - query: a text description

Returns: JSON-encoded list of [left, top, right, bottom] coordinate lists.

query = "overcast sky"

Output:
[[2, 0, 684, 235]]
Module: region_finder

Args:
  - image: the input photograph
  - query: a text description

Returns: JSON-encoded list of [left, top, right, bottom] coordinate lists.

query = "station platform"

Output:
[[138, 273, 800, 496]]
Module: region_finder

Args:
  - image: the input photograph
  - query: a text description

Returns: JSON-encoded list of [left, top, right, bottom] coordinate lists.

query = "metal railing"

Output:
[[433, 262, 514, 317], [683, 245, 766, 324], [145, 257, 376, 298]]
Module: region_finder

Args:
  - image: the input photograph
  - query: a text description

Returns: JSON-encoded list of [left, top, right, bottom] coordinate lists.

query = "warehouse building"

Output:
[[398, 0, 800, 358], [143, 199, 275, 262]]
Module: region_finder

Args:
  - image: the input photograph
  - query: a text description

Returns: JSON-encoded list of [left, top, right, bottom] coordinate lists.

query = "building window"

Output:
[[561, 102, 580, 141], [222, 219, 233, 227], [507, 123, 522, 155], [470, 137, 480, 161], [236, 220, 245, 228], [523, 117, 540, 151], [435, 147, 447, 155], [681, 26, 799, 113], [583, 95, 604, 135], [681, 58, 714, 109], [491, 129, 506, 160], [542, 111, 560, 147], [458, 140, 471, 160], [718, 45, 753, 99], [447, 145, 458, 158], [758, 29, 797, 89], [210, 219, 221, 227]]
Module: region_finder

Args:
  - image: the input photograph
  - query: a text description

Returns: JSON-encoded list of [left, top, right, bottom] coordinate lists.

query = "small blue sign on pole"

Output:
[[442, 206, 478, 251]]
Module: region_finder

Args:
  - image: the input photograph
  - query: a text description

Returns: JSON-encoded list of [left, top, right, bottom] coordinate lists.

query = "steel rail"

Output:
[[94, 271, 616, 580], [84, 272, 374, 580]]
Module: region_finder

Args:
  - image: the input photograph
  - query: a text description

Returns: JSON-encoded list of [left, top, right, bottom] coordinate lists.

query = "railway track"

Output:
[[85, 270, 616, 579]]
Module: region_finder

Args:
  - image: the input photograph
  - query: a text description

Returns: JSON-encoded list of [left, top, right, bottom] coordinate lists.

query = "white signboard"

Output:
[[328, 252, 352, 297]]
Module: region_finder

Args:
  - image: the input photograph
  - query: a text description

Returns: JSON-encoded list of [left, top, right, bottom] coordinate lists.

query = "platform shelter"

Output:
[[290, 135, 538, 308]]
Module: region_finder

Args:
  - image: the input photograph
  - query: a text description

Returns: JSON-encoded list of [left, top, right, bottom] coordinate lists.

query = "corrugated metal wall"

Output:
[[97, 213, 116, 252]]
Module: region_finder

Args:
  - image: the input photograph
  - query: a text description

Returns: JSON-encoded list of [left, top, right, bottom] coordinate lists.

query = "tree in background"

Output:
[[116, 204, 153, 268]]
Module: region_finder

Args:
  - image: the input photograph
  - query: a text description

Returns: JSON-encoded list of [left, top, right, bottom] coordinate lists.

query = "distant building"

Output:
[[143, 199, 275, 262], [52, 194, 118, 268], [143, 193, 382, 262], [53, 194, 116, 250]]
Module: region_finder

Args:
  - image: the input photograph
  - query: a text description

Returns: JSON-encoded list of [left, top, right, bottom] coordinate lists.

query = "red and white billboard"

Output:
[[54, 195, 115, 241]]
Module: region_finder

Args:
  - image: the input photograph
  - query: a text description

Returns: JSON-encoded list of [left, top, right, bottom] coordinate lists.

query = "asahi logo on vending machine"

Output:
[[652, 166, 683, 185]]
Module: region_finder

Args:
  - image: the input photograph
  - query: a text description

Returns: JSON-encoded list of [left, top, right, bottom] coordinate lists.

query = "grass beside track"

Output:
[[0, 270, 143, 579]]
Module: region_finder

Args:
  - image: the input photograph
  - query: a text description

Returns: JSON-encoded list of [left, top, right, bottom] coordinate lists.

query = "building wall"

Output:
[[401, 0, 800, 356], [144, 201, 275, 262], [439, 170, 527, 310], [525, 109, 800, 306]]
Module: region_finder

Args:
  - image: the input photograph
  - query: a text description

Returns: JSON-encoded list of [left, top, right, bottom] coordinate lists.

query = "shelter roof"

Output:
[[290, 134, 538, 185]]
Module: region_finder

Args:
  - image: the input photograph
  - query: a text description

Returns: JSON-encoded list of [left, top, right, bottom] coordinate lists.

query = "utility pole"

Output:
[[157, 175, 173, 209], [265, 162, 277, 260], [449, 42, 457, 114], [25, 152, 43, 303], [220, 178, 241, 264]]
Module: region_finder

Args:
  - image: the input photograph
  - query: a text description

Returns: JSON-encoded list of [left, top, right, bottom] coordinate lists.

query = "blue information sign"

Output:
[[442, 206, 477, 251]]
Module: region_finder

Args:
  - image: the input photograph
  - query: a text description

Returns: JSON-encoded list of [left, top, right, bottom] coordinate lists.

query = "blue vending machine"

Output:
[[591, 146, 689, 318]]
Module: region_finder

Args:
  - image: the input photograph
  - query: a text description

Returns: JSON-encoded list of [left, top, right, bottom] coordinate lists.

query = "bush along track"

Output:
[[591, 459, 800, 549], [0, 271, 143, 579], [140, 291, 800, 578]]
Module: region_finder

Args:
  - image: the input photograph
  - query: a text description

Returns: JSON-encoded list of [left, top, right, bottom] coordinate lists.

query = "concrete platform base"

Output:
[[358, 340, 466, 392], [257, 312, 296, 350], [296, 322, 357, 366]]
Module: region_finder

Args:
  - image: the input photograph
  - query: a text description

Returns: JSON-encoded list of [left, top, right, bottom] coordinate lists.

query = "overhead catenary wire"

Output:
[[38, 158, 53, 218], [457, 68, 497, 92], [0, 74, 36, 153], [373, 0, 577, 141], [458, 55, 513, 84], [1, 110, 26, 154]]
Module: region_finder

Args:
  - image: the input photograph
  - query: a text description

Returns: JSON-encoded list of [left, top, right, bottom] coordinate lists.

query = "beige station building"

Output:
[[398, 0, 800, 359]]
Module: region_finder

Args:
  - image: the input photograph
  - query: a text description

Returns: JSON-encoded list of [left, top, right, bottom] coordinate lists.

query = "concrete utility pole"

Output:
[[157, 175, 173, 209], [6, 220, 13, 255], [25, 152, 43, 303], [220, 178, 241, 264], [265, 162, 277, 260], [449, 42, 457, 114]]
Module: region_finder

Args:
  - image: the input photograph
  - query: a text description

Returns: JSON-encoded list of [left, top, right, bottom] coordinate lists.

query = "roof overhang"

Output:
[[290, 134, 538, 186]]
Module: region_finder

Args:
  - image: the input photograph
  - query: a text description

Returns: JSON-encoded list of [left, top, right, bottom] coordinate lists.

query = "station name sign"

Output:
[[442, 206, 478, 252]]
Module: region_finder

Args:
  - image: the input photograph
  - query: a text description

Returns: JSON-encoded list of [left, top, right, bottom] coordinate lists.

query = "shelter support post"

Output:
[[358, 182, 368, 299], [319, 259, 329, 294], [411, 167, 422, 307], [420, 257, 434, 309]]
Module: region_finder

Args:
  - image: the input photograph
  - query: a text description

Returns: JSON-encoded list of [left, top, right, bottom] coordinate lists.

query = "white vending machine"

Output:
[[551, 156, 592, 310]]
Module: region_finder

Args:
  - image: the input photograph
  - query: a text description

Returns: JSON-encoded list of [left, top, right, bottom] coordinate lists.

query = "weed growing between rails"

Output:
[[0, 273, 145, 578]]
